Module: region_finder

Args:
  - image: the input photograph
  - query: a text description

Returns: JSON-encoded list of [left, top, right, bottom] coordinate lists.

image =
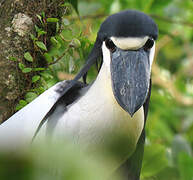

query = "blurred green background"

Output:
[[1, 0, 193, 179]]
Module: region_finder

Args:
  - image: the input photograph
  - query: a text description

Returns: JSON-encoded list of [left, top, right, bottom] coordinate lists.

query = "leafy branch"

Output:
[[47, 48, 69, 66], [150, 14, 193, 28], [152, 32, 193, 106], [72, 13, 193, 28]]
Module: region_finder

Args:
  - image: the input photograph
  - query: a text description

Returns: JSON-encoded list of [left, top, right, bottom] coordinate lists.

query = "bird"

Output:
[[0, 10, 158, 179]]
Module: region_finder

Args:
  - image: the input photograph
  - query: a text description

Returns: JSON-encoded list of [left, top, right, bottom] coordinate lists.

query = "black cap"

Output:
[[98, 10, 158, 41]]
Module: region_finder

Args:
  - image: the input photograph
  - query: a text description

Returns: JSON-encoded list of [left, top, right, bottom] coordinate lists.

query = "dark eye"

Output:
[[105, 39, 116, 53], [143, 38, 154, 51]]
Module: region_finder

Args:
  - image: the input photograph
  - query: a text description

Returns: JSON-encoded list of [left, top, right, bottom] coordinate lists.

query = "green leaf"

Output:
[[34, 25, 47, 37], [50, 37, 61, 48], [178, 153, 193, 180], [40, 72, 53, 80], [33, 67, 45, 71], [22, 68, 32, 73], [19, 100, 28, 106], [67, 0, 79, 14], [47, 18, 59, 23], [8, 56, 17, 61], [142, 144, 168, 178], [25, 92, 38, 103], [36, 14, 43, 24], [15, 104, 24, 111], [44, 53, 53, 63], [30, 34, 38, 41], [60, 29, 73, 41], [35, 25, 41, 33], [18, 63, 25, 70], [24, 52, 33, 62], [41, 11, 45, 19], [150, 0, 172, 12], [70, 38, 81, 48], [38, 30, 47, 37], [35, 41, 47, 51], [32, 87, 45, 94], [32, 75, 40, 83], [50, 36, 59, 45], [16, 100, 28, 110], [46, 79, 58, 88]]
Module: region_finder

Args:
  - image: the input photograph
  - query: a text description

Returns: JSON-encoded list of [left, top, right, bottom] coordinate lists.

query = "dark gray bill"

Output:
[[111, 48, 150, 117]]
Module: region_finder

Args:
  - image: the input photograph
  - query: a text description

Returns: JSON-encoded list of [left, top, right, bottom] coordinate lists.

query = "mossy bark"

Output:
[[0, 0, 65, 122]]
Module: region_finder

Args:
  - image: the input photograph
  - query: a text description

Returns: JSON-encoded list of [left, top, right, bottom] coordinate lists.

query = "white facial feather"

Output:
[[102, 42, 111, 74], [103, 37, 156, 73], [149, 43, 155, 71], [111, 36, 148, 50]]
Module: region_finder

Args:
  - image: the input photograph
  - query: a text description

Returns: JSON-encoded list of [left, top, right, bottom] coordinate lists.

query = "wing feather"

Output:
[[0, 82, 67, 146], [0, 80, 87, 146]]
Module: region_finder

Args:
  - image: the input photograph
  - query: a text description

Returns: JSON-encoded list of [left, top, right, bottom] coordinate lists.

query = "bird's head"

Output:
[[98, 10, 158, 116], [77, 10, 158, 117]]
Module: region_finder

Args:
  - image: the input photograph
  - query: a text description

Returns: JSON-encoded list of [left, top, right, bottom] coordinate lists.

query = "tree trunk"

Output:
[[0, 0, 66, 122]]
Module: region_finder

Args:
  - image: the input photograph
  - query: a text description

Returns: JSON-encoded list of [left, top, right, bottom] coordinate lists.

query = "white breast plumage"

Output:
[[48, 62, 144, 168]]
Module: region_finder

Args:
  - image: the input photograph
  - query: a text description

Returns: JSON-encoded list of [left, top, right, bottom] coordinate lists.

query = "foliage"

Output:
[[14, 2, 95, 110], [0, 141, 121, 180], [5, 0, 193, 179]]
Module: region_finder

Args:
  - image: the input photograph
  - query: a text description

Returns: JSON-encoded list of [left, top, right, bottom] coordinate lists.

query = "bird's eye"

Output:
[[105, 39, 116, 53], [143, 38, 154, 51]]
